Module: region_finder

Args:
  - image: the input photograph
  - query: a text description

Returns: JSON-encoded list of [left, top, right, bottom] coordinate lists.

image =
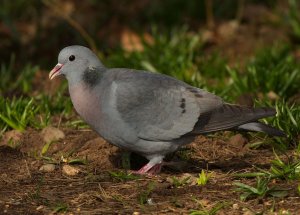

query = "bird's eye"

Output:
[[69, 55, 75, 61]]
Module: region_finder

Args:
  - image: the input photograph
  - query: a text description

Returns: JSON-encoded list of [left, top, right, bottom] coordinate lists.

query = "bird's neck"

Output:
[[69, 82, 101, 129], [82, 66, 105, 87], [66, 66, 105, 88]]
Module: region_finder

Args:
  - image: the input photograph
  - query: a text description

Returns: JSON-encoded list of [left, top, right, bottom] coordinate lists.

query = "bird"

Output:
[[49, 45, 286, 174]]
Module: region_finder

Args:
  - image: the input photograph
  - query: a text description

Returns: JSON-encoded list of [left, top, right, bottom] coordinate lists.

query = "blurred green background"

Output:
[[0, 0, 294, 67]]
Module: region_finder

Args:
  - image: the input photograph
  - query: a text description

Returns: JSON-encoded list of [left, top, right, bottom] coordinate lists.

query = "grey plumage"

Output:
[[49, 45, 286, 174]]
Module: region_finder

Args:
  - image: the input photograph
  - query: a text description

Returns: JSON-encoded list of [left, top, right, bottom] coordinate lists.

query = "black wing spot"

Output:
[[186, 87, 203, 98], [180, 102, 185, 109], [180, 98, 186, 113]]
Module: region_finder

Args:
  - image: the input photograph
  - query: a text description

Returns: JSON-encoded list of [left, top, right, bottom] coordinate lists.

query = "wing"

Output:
[[113, 70, 223, 141]]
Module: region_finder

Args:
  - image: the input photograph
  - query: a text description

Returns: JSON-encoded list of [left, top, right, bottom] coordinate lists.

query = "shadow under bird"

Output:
[[49, 45, 286, 174]]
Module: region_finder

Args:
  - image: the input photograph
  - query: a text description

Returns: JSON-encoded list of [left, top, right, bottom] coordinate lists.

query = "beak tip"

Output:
[[49, 63, 63, 80]]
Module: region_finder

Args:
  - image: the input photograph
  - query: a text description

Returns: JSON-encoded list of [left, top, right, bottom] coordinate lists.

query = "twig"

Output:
[[236, 0, 245, 23], [98, 183, 110, 200], [57, 112, 63, 129], [42, 0, 99, 54], [205, 0, 215, 29], [24, 159, 32, 178]]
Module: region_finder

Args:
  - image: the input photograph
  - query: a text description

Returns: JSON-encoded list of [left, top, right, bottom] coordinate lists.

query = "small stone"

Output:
[[201, 29, 215, 44], [228, 134, 247, 148], [147, 198, 155, 205], [198, 199, 210, 207], [13, 201, 20, 205], [36, 205, 43, 211], [242, 210, 253, 215], [39, 164, 56, 172], [217, 20, 239, 41], [267, 91, 279, 100], [41, 126, 65, 143], [62, 165, 80, 176], [1, 130, 22, 147], [132, 212, 140, 215], [232, 203, 239, 210]]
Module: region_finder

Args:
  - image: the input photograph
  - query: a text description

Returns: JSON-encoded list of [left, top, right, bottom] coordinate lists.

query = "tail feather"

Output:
[[236, 122, 286, 137], [190, 104, 285, 137]]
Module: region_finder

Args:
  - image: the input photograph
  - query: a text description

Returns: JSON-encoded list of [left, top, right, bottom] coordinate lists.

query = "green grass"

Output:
[[170, 175, 191, 188], [234, 149, 300, 181], [268, 150, 300, 180], [288, 0, 300, 42], [258, 100, 300, 148], [0, 97, 41, 131], [138, 181, 156, 205], [0, 93, 79, 133], [190, 201, 229, 215], [0, 56, 38, 95], [37, 91, 74, 118], [108, 170, 140, 182], [196, 169, 213, 186], [0, 59, 74, 133], [195, 53, 229, 92], [52, 203, 68, 213], [0, 56, 76, 131], [269, 101, 300, 141], [234, 177, 289, 201], [227, 46, 300, 101]]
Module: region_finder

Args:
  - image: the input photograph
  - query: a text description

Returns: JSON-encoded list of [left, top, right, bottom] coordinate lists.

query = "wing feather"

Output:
[[113, 70, 223, 141]]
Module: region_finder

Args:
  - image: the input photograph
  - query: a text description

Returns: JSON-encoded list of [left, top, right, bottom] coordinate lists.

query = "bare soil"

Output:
[[0, 129, 299, 214]]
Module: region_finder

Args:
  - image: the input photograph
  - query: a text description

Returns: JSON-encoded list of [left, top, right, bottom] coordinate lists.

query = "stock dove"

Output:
[[49, 46, 285, 174]]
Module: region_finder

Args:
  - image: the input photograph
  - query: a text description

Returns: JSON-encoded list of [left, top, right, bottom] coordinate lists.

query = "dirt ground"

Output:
[[0, 128, 299, 214]]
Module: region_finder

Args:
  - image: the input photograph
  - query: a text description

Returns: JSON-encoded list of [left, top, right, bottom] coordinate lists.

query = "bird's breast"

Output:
[[68, 81, 138, 150], [69, 83, 102, 129]]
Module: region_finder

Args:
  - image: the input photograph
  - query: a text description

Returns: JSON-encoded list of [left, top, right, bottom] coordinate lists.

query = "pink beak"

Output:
[[49, 63, 63, 80]]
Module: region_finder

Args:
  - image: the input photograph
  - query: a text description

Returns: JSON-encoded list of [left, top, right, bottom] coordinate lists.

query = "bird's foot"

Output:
[[132, 162, 163, 175], [146, 163, 162, 175]]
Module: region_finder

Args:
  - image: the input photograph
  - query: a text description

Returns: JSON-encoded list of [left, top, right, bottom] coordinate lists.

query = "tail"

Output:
[[190, 104, 286, 137], [236, 122, 286, 137]]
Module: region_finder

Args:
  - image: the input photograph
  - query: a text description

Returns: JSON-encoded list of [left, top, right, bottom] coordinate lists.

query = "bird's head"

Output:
[[49, 46, 105, 86]]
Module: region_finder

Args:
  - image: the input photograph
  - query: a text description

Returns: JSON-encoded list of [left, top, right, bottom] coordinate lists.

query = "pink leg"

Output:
[[147, 163, 162, 175], [134, 162, 163, 175]]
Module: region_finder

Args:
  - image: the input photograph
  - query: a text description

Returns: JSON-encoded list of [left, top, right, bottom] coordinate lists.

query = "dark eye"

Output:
[[69, 55, 75, 61]]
